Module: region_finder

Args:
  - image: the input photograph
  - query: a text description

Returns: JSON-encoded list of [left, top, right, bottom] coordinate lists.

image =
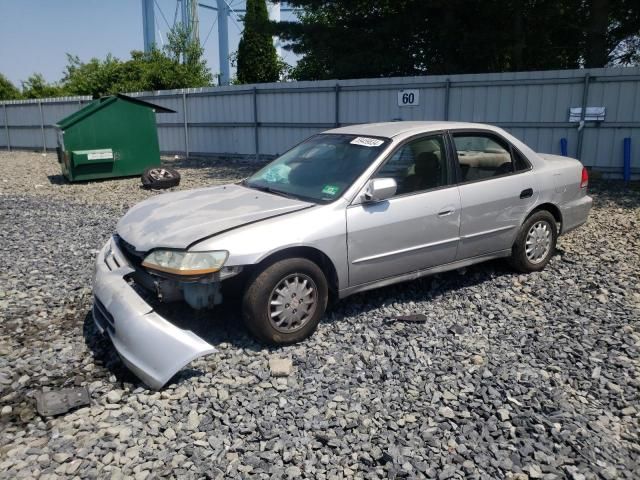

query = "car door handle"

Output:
[[520, 188, 533, 199], [438, 208, 456, 217]]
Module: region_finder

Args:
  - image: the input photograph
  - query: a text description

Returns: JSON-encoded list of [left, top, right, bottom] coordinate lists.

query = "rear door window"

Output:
[[513, 149, 531, 171], [452, 133, 515, 182]]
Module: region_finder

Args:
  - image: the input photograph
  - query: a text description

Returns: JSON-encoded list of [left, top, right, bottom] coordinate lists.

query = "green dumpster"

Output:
[[55, 94, 175, 182]]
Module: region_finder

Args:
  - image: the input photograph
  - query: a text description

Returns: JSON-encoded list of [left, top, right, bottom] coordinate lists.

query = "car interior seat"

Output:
[[402, 151, 441, 193]]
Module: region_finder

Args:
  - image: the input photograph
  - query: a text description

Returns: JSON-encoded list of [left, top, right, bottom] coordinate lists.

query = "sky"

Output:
[[0, 0, 298, 87]]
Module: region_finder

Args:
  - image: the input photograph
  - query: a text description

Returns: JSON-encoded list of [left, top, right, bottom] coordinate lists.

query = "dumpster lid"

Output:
[[114, 94, 176, 114], [55, 94, 175, 129]]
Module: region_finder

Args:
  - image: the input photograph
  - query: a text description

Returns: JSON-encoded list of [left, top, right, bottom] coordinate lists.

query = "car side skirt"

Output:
[[338, 249, 512, 299]]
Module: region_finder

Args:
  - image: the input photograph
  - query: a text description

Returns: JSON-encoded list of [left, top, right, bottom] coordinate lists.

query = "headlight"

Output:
[[142, 250, 228, 276]]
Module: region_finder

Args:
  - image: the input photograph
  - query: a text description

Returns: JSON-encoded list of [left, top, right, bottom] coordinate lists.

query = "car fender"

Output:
[[190, 200, 350, 289]]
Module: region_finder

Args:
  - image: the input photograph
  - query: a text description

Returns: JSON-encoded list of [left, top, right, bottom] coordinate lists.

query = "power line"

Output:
[[154, 12, 165, 47], [154, 0, 172, 29], [203, 15, 218, 46], [172, 0, 180, 27], [222, 0, 244, 33]]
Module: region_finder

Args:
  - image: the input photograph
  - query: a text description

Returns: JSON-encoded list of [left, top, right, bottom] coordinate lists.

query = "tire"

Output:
[[242, 258, 328, 345], [510, 210, 558, 272], [141, 167, 181, 190]]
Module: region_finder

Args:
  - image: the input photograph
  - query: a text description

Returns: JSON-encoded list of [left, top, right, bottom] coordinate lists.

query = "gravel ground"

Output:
[[0, 151, 639, 479], [0, 150, 260, 207]]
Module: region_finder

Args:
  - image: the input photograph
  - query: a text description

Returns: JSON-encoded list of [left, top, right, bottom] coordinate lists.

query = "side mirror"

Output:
[[363, 178, 397, 203]]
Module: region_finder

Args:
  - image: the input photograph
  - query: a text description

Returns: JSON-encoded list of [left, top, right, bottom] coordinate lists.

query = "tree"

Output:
[[62, 24, 213, 98], [274, 0, 640, 80], [62, 54, 126, 98], [21, 73, 65, 99], [582, 0, 640, 67], [0, 74, 21, 100], [610, 35, 640, 65], [279, 1, 422, 80], [161, 24, 214, 87], [236, 0, 280, 83]]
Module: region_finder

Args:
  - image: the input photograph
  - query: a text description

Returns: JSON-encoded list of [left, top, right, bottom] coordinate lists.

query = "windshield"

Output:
[[244, 134, 390, 203]]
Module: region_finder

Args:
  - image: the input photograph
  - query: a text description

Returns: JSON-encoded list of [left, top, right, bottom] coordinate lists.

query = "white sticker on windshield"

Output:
[[350, 137, 384, 147]]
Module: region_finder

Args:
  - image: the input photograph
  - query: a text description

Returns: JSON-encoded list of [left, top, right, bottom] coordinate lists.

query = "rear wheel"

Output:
[[510, 210, 557, 272], [242, 258, 328, 345]]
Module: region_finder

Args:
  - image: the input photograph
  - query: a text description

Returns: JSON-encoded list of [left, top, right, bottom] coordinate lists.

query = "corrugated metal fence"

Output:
[[2, 67, 639, 176]]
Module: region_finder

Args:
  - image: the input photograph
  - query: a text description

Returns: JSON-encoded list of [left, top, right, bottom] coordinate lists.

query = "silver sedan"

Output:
[[93, 121, 592, 388]]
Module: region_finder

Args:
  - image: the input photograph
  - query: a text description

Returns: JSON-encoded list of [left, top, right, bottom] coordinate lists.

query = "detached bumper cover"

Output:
[[92, 238, 217, 389]]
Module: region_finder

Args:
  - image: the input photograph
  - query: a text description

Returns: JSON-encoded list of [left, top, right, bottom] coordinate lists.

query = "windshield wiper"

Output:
[[243, 182, 297, 200]]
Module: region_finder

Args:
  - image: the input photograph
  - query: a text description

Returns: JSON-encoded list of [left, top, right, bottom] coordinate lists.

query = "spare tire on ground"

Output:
[[141, 167, 181, 189]]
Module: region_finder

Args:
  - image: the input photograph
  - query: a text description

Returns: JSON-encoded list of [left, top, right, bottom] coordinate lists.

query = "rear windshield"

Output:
[[244, 134, 390, 203]]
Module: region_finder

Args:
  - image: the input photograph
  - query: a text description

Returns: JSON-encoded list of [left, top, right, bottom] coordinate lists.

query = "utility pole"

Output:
[[142, 0, 155, 52], [217, 0, 230, 85], [190, 0, 200, 41], [181, 0, 200, 42]]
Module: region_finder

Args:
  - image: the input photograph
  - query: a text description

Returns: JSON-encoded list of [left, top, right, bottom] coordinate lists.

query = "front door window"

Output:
[[375, 134, 451, 195]]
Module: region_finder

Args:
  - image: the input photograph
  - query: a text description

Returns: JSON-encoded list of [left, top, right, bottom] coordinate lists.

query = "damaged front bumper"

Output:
[[92, 238, 217, 389]]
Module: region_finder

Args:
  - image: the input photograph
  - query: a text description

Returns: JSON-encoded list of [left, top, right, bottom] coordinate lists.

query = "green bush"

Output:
[[0, 74, 21, 100]]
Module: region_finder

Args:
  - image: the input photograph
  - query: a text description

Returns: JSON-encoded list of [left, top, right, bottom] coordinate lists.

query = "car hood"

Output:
[[116, 184, 313, 251]]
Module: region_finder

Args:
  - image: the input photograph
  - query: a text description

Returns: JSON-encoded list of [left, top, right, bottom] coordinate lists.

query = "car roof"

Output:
[[325, 121, 501, 139]]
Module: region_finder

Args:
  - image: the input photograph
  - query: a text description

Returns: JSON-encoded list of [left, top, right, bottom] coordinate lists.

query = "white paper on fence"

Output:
[[569, 107, 606, 122]]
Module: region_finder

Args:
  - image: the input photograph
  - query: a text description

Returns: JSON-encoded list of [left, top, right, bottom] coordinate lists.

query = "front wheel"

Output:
[[510, 210, 558, 272], [242, 258, 328, 345]]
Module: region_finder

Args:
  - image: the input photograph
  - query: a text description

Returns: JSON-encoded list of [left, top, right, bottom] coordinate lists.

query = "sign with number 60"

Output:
[[398, 89, 419, 106]]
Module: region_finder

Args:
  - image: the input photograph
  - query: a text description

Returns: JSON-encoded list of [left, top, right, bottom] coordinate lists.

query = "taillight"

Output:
[[580, 167, 589, 188]]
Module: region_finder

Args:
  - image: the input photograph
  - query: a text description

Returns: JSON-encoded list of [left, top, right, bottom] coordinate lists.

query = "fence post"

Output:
[[444, 79, 451, 120], [182, 91, 189, 158], [576, 72, 590, 161], [623, 138, 631, 183], [253, 87, 260, 161], [3, 103, 10, 152], [560, 138, 568, 156], [335, 83, 340, 127], [38, 100, 47, 152]]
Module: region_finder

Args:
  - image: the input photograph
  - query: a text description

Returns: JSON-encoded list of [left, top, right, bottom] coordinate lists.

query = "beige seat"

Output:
[[402, 152, 442, 193]]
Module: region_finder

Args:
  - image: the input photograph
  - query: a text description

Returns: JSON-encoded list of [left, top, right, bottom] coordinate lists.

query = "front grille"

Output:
[[114, 234, 145, 267], [93, 297, 115, 334]]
